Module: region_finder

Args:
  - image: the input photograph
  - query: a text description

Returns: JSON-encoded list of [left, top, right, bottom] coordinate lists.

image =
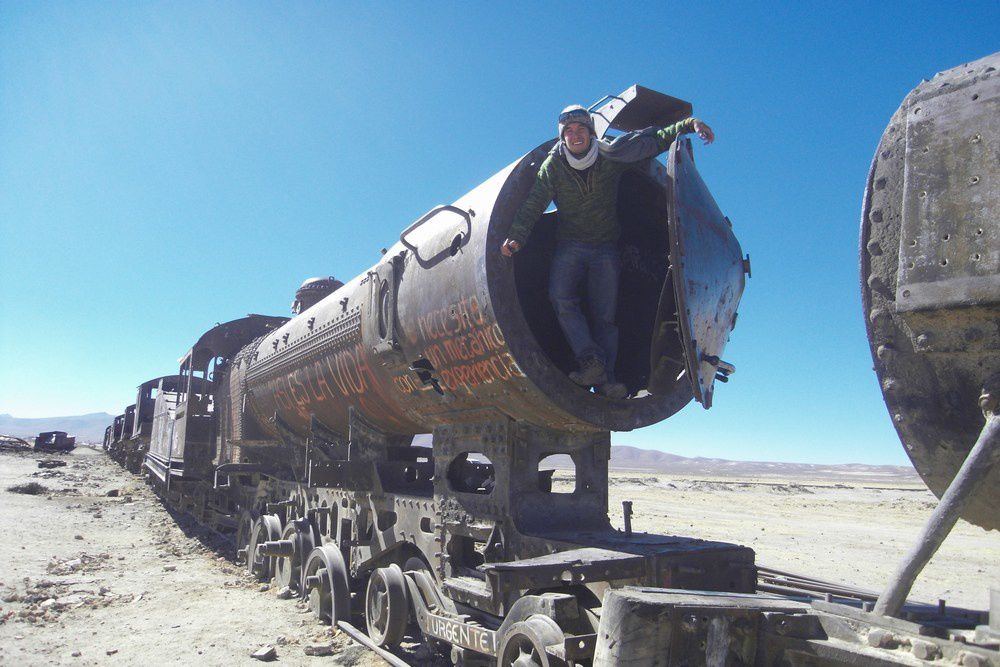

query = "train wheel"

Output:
[[295, 518, 320, 599], [365, 564, 408, 648], [247, 514, 282, 581], [273, 523, 300, 592], [235, 510, 257, 564], [497, 615, 566, 667], [303, 545, 350, 625]]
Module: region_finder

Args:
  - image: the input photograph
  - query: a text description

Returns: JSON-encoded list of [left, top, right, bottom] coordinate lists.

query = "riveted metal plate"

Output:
[[665, 140, 746, 408], [897, 72, 1000, 311]]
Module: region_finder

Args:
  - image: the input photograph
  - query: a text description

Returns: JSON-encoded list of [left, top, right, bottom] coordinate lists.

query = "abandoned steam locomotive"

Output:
[[102, 61, 1000, 666], [104, 85, 752, 664]]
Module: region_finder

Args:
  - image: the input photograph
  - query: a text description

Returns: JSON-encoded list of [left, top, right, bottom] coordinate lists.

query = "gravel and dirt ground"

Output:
[[1, 446, 997, 666], [0, 446, 387, 666]]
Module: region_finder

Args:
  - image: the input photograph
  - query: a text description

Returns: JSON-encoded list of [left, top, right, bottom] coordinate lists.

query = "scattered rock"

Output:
[[251, 645, 277, 661], [54, 593, 89, 607], [303, 642, 335, 656], [335, 644, 368, 664], [105, 489, 120, 497], [106, 649, 118, 656], [38, 460, 66, 469], [259, 583, 270, 592], [71, 650, 82, 657], [275, 635, 288, 646], [74, 535, 84, 540], [276, 587, 294, 600], [163, 565, 177, 572], [7, 482, 47, 495]]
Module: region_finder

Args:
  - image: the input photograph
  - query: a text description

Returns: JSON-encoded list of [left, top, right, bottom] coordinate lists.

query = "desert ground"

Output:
[[0, 447, 388, 667], [1, 445, 997, 666], [592, 470, 999, 611]]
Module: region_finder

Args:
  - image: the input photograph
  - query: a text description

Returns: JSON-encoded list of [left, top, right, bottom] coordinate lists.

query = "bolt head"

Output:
[[867, 628, 899, 648], [911, 639, 941, 660]]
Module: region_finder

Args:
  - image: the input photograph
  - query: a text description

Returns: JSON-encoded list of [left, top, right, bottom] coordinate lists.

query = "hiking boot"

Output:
[[598, 382, 628, 399], [568, 358, 607, 387]]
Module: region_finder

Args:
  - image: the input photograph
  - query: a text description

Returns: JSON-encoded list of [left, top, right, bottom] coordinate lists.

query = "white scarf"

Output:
[[561, 136, 601, 170]]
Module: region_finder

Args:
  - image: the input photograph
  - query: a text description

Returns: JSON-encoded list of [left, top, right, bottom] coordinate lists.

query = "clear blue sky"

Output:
[[1, 2, 996, 464]]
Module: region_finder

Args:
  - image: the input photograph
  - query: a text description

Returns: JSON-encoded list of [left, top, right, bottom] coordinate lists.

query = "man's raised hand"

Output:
[[693, 120, 715, 145]]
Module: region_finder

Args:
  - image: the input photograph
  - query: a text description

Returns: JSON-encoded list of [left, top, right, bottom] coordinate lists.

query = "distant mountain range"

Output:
[[607, 445, 917, 481], [0, 413, 114, 442], [0, 413, 917, 480]]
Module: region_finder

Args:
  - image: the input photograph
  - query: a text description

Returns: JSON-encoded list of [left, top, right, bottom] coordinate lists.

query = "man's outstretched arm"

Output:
[[602, 117, 715, 163], [501, 163, 555, 256]]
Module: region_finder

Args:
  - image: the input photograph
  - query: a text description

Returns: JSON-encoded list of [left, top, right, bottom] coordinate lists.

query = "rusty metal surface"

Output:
[[131, 375, 184, 440], [589, 84, 693, 138], [896, 68, 999, 311], [146, 316, 288, 480], [32, 430, 76, 451], [860, 51, 1000, 531], [241, 84, 737, 441], [660, 139, 746, 407]]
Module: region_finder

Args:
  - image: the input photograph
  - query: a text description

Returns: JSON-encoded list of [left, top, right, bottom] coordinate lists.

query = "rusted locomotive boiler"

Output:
[[233, 91, 745, 442], [126, 85, 753, 665]]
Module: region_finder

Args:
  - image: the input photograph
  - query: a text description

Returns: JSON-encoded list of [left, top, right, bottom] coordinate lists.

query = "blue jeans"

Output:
[[548, 240, 620, 380]]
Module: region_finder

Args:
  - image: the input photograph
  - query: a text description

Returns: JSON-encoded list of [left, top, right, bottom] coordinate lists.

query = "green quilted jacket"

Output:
[[508, 117, 697, 246]]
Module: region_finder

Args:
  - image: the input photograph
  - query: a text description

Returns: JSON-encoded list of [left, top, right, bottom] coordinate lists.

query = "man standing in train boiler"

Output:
[[500, 106, 714, 399]]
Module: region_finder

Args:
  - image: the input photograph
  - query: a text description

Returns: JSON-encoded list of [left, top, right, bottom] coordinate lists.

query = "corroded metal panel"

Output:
[[897, 70, 1000, 311], [665, 139, 746, 408]]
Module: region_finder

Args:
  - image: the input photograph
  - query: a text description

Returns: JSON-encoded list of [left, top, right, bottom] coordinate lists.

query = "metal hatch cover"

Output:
[[661, 139, 746, 408]]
